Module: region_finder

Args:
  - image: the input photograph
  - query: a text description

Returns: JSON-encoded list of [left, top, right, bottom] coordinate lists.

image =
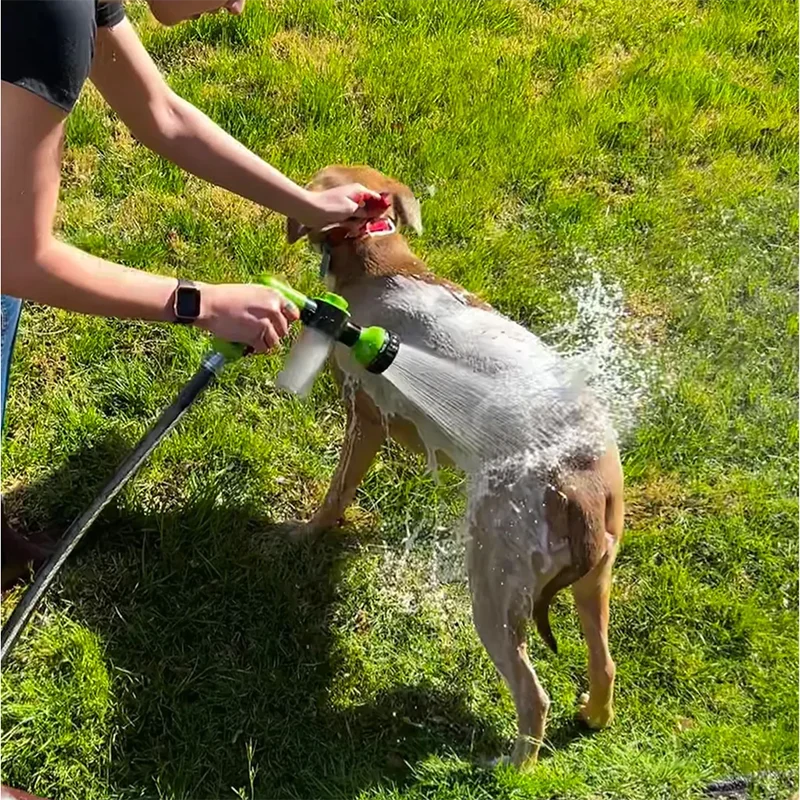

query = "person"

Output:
[[0, 0, 380, 588]]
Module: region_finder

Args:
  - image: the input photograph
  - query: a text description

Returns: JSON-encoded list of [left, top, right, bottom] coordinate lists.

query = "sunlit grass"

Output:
[[1, 0, 797, 797]]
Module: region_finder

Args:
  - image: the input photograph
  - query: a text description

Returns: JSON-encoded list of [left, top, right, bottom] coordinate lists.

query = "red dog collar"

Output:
[[324, 216, 396, 246], [322, 191, 395, 245]]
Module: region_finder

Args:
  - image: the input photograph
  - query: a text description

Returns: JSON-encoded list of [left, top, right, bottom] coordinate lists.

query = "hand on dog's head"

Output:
[[286, 165, 422, 244]]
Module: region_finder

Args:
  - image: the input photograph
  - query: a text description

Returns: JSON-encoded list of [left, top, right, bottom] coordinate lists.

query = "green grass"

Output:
[[1, 0, 797, 797]]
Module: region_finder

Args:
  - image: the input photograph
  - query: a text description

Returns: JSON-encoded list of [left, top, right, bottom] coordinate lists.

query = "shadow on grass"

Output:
[[2, 439, 513, 799], [541, 716, 597, 757]]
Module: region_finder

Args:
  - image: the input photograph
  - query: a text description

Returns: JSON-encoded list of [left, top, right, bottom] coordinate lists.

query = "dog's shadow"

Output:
[[3, 438, 526, 798]]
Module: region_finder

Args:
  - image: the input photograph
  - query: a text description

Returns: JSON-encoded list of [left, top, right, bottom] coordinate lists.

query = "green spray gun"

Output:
[[213, 275, 400, 396]]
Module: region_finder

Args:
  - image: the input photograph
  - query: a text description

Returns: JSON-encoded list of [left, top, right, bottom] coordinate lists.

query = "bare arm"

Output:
[[1, 81, 297, 352], [1, 81, 178, 320], [90, 18, 373, 228]]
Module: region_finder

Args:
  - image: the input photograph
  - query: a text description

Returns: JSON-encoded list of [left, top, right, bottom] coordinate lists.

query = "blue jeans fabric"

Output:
[[1, 295, 23, 429]]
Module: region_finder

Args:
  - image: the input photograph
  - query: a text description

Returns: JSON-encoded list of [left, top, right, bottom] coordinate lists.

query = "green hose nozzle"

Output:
[[212, 275, 399, 374], [352, 325, 400, 374]]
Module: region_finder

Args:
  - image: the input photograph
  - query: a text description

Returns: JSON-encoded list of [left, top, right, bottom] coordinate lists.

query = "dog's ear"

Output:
[[390, 185, 423, 235], [286, 217, 308, 244]]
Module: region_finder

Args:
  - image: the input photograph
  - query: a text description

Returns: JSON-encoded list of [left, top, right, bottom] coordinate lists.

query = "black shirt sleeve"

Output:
[[1, 0, 126, 114], [96, 1, 126, 29]]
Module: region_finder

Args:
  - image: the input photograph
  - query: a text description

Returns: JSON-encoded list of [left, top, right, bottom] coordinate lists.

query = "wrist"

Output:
[[285, 188, 319, 226], [166, 279, 215, 327], [192, 282, 216, 329]]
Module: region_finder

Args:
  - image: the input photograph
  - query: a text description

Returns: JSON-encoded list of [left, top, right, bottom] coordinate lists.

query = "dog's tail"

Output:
[[532, 472, 610, 654], [533, 565, 583, 654]]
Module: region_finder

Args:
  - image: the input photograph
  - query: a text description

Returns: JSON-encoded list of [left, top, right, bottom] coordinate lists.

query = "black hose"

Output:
[[1, 352, 226, 663], [704, 769, 797, 797]]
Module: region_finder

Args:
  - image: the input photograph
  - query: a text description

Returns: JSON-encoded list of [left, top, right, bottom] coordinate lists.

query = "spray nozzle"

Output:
[[214, 275, 400, 380], [259, 275, 399, 374], [351, 325, 400, 374]]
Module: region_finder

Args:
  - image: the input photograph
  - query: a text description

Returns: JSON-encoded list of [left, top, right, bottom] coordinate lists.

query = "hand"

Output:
[[297, 183, 383, 230], [195, 283, 300, 354]]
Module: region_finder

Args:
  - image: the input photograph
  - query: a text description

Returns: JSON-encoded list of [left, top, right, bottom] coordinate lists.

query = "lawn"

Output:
[[1, 0, 797, 798]]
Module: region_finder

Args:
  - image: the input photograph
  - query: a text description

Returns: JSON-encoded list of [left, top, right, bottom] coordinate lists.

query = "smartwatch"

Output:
[[172, 279, 201, 324]]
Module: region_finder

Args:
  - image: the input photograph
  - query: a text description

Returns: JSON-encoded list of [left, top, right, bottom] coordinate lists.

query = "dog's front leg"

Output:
[[295, 389, 387, 538]]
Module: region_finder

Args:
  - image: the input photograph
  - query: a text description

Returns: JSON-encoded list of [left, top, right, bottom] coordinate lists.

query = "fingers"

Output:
[[349, 189, 381, 205], [261, 319, 280, 352], [270, 307, 290, 339], [246, 319, 278, 355], [281, 300, 300, 323], [249, 292, 298, 354], [300, 184, 385, 229], [345, 184, 383, 218]]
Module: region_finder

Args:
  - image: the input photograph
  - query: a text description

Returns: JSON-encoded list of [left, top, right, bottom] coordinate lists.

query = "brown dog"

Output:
[[286, 166, 625, 769]]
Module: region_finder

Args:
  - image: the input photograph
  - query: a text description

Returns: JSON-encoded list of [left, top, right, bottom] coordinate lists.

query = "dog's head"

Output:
[[286, 165, 422, 245]]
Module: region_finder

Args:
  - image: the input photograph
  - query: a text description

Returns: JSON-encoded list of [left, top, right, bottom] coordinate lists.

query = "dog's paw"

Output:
[[478, 747, 537, 773], [285, 514, 345, 540], [477, 753, 510, 770], [577, 692, 614, 729], [284, 521, 327, 541], [511, 736, 542, 772]]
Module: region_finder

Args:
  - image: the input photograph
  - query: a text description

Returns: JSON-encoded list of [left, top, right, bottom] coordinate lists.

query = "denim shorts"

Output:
[[1, 295, 23, 429]]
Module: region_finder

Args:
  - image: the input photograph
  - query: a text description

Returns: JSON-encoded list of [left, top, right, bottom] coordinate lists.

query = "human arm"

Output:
[[90, 17, 376, 229], [1, 81, 297, 353]]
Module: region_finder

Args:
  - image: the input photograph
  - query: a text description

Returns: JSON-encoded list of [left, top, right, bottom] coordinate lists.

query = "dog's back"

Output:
[[333, 272, 602, 472], [336, 272, 559, 376]]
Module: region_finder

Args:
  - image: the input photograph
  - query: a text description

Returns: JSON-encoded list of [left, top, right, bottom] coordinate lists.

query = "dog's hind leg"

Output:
[[571, 542, 618, 729], [468, 533, 549, 770], [299, 389, 386, 537], [572, 449, 623, 728]]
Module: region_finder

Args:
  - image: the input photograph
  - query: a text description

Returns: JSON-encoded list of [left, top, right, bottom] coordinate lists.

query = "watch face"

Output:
[[176, 286, 201, 320]]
